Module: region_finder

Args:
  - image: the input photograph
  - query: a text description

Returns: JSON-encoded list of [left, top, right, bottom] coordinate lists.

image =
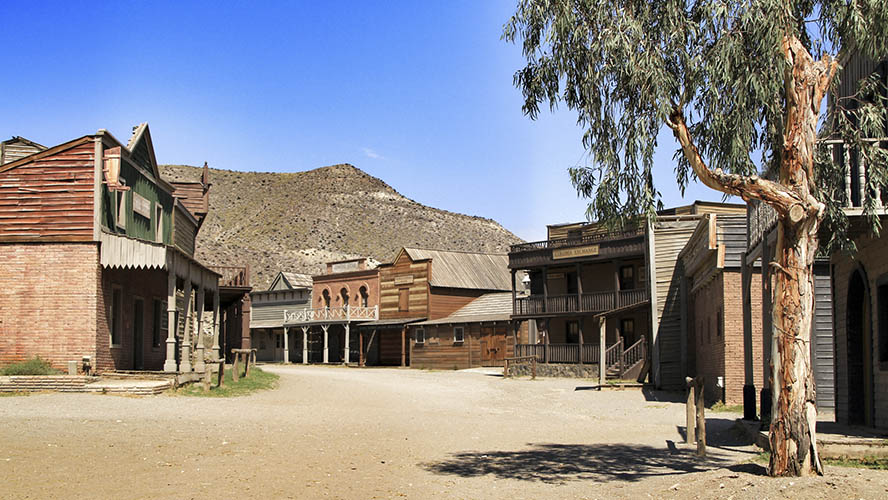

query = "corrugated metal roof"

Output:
[[414, 292, 512, 326], [402, 248, 511, 291]]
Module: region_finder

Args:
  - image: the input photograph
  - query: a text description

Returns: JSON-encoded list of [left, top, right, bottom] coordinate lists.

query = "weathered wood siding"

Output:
[[0, 139, 45, 165], [651, 218, 702, 390], [428, 288, 485, 320], [379, 252, 430, 319], [409, 323, 514, 369], [173, 205, 197, 257], [812, 262, 836, 412], [169, 181, 208, 219], [0, 140, 95, 242], [717, 215, 748, 268], [377, 330, 407, 365]]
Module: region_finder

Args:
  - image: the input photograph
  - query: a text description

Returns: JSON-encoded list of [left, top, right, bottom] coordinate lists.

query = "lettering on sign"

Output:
[[331, 261, 360, 273], [552, 244, 600, 260], [394, 275, 414, 286], [548, 272, 565, 279], [133, 192, 152, 219]]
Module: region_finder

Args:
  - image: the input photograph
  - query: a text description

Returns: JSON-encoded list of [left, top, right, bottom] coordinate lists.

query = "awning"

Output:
[[357, 317, 426, 330], [414, 313, 511, 326]]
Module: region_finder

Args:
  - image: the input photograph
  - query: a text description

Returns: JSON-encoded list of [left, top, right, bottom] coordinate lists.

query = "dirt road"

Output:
[[1, 365, 885, 499]]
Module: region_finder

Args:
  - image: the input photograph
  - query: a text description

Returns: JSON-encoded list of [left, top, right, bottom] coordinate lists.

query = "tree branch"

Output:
[[666, 108, 801, 215]]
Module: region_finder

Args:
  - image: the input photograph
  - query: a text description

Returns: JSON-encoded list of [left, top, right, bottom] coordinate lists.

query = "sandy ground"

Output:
[[1, 364, 886, 499]]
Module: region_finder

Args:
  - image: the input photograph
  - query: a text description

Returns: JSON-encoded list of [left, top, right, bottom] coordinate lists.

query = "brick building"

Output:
[[0, 125, 238, 374]]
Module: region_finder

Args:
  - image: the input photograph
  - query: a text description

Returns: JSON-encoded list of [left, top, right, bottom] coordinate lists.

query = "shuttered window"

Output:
[[453, 326, 465, 343], [415, 328, 425, 344], [398, 288, 409, 312]]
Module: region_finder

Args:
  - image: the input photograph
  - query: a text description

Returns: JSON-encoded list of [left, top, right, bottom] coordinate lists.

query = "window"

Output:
[[879, 282, 888, 366], [415, 328, 425, 344], [398, 287, 409, 312], [621, 318, 634, 342], [619, 266, 634, 290], [566, 272, 578, 295], [566, 320, 580, 343], [116, 190, 127, 229], [359, 286, 369, 308], [340, 288, 349, 306], [110, 287, 123, 346], [453, 326, 465, 343], [152, 299, 163, 347], [322, 289, 331, 309]]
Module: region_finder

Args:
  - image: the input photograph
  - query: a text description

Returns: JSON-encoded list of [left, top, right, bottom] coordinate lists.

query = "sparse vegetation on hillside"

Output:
[[160, 163, 523, 289]]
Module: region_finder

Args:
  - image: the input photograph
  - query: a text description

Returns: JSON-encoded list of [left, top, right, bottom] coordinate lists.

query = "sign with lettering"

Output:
[[394, 275, 414, 286], [552, 244, 600, 260], [331, 261, 360, 273], [132, 192, 152, 219]]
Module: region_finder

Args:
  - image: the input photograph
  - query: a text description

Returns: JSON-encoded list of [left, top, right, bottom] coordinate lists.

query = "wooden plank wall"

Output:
[[169, 182, 208, 219], [377, 330, 406, 365], [653, 218, 701, 390], [379, 252, 429, 319], [717, 215, 748, 269], [0, 141, 95, 241], [813, 262, 836, 412], [173, 207, 197, 257], [428, 288, 484, 320], [409, 323, 514, 369], [0, 140, 45, 166]]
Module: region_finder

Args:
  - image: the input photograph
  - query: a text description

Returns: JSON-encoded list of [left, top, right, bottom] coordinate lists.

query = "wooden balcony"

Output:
[[283, 305, 379, 325], [513, 288, 649, 317], [509, 227, 645, 269], [210, 265, 250, 288]]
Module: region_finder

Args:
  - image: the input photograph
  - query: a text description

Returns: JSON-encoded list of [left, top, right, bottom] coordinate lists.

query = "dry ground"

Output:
[[1, 365, 886, 499]]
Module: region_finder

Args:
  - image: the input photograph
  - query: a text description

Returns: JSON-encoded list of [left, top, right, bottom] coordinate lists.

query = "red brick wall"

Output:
[[0, 243, 100, 370], [691, 274, 726, 404], [99, 268, 169, 371]]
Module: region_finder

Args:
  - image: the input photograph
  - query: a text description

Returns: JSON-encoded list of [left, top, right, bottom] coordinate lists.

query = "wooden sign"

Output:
[[394, 275, 414, 285], [331, 261, 359, 273], [132, 192, 152, 219], [552, 244, 600, 260]]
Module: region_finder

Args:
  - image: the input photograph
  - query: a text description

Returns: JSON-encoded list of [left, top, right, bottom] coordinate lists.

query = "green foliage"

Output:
[[709, 401, 744, 413], [823, 456, 888, 470], [504, 0, 888, 229], [177, 366, 279, 397], [1, 357, 60, 376]]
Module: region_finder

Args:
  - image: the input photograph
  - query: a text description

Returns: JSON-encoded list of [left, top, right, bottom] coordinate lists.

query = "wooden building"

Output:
[[509, 201, 746, 387], [409, 292, 527, 369], [0, 124, 241, 374], [678, 214, 763, 405], [359, 248, 513, 367], [250, 271, 312, 362], [283, 258, 379, 364]]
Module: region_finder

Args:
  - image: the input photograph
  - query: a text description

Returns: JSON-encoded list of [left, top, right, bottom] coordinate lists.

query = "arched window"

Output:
[[322, 289, 331, 309], [359, 286, 369, 307], [340, 288, 349, 306]]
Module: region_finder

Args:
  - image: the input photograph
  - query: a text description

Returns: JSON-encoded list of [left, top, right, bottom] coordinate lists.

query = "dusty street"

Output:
[[1, 365, 885, 499]]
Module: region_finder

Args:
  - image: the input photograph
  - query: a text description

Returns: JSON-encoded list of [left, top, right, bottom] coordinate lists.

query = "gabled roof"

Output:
[[395, 247, 511, 291], [269, 271, 313, 291], [414, 292, 512, 325]]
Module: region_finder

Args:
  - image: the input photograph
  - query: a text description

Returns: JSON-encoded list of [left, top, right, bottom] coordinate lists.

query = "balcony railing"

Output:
[[514, 288, 649, 316], [510, 226, 644, 254], [516, 343, 604, 364], [210, 265, 250, 288], [283, 305, 379, 324]]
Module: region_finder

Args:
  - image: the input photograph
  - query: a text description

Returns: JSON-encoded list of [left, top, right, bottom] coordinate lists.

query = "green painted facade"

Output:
[[101, 155, 174, 245]]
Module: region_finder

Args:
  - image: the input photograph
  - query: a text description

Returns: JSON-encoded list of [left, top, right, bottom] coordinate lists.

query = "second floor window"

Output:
[[398, 288, 409, 312], [322, 289, 331, 309], [619, 266, 634, 290], [359, 286, 369, 307]]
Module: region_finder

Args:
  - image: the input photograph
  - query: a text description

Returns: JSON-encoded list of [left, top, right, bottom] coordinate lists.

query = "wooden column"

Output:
[[211, 290, 220, 361], [302, 326, 309, 364], [577, 263, 584, 364], [322, 324, 329, 364], [180, 280, 193, 373], [240, 294, 252, 350], [542, 266, 549, 312], [163, 265, 178, 373], [741, 256, 756, 420], [194, 281, 206, 373], [599, 316, 606, 386], [511, 269, 517, 316], [359, 330, 364, 366], [401, 327, 406, 367], [283, 327, 289, 363], [544, 319, 550, 364], [344, 323, 351, 364]]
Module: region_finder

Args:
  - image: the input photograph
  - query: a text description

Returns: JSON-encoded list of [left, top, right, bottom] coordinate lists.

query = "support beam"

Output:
[[542, 267, 549, 313], [511, 269, 517, 316], [163, 263, 178, 373], [401, 327, 406, 367], [240, 294, 252, 350], [212, 290, 220, 361], [599, 316, 606, 386], [194, 282, 206, 373], [344, 323, 351, 364], [322, 325, 329, 364], [283, 327, 289, 363], [180, 280, 193, 373], [359, 330, 364, 366], [741, 256, 757, 420], [302, 326, 309, 364]]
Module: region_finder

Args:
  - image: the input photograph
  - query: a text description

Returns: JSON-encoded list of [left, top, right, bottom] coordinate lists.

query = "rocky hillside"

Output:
[[159, 164, 523, 289]]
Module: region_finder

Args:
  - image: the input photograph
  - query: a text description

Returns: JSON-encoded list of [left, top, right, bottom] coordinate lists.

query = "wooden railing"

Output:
[[620, 337, 646, 371], [605, 339, 624, 370], [283, 305, 379, 324], [515, 343, 604, 364], [210, 265, 250, 287], [510, 226, 644, 253], [514, 289, 649, 316]]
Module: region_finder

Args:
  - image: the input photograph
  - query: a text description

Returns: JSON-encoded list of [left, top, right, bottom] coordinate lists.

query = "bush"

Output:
[[1, 357, 60, 376]]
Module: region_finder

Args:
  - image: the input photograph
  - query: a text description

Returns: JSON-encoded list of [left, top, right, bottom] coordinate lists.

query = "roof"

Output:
[[414, 292, 513, 326], [279, 272, 313, 290], [398, 248, 511, 291], [357, 317, 426, 330]]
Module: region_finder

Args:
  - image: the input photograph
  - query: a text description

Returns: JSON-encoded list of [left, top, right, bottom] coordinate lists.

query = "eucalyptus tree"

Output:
[[504, 0, 887, 477]]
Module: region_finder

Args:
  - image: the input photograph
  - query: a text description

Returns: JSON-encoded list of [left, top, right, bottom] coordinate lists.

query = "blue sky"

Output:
[[0, 1, 725, 242]]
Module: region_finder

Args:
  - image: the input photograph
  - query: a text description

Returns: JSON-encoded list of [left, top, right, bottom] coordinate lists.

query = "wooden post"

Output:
[[359, 330, 364, 367], [400, 327, 406, 367], [217, 360, 225, 388], [302, 326, 309, 365], [232, 351, 240, 383], [599, 316, 606, 386], [283, 327, 289, 364], [504, 358, 510, 378], [544, 319, 550, 364], [685, 377, 696, 444], [203, 366, 211, 391], [511, 269, 517, 316], [531, 357, 536, 380], [695, 377, 706, 456]]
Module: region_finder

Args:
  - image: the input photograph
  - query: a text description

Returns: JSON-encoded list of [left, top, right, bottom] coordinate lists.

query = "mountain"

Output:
[[159, 163, 523, 289]]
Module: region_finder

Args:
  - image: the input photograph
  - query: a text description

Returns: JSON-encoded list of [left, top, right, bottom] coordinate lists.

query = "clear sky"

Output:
[[0, 1, 727, 242]]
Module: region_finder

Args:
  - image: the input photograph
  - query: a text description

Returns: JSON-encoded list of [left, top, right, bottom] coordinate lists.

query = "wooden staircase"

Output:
[[604, 337, 647, 381]]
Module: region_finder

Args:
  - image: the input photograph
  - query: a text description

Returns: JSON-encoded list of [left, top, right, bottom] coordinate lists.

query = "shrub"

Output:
[[1, 357, 60, 376]]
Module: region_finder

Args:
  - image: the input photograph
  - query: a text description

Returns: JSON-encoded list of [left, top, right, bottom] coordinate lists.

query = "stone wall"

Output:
[[509, 362, 601, 379]]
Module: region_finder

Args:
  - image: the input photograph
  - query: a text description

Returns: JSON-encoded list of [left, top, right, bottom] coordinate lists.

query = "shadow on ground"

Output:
[[421, 442, 733, 484]]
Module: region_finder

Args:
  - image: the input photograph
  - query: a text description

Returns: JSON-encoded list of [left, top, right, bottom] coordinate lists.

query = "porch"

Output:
[[282, 305, 380, 365], [514, 289, 649, 316], [515, 336, 648, 380]]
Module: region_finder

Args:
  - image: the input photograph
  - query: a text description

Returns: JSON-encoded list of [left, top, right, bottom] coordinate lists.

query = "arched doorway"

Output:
[[846, 269, 873, 426]]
